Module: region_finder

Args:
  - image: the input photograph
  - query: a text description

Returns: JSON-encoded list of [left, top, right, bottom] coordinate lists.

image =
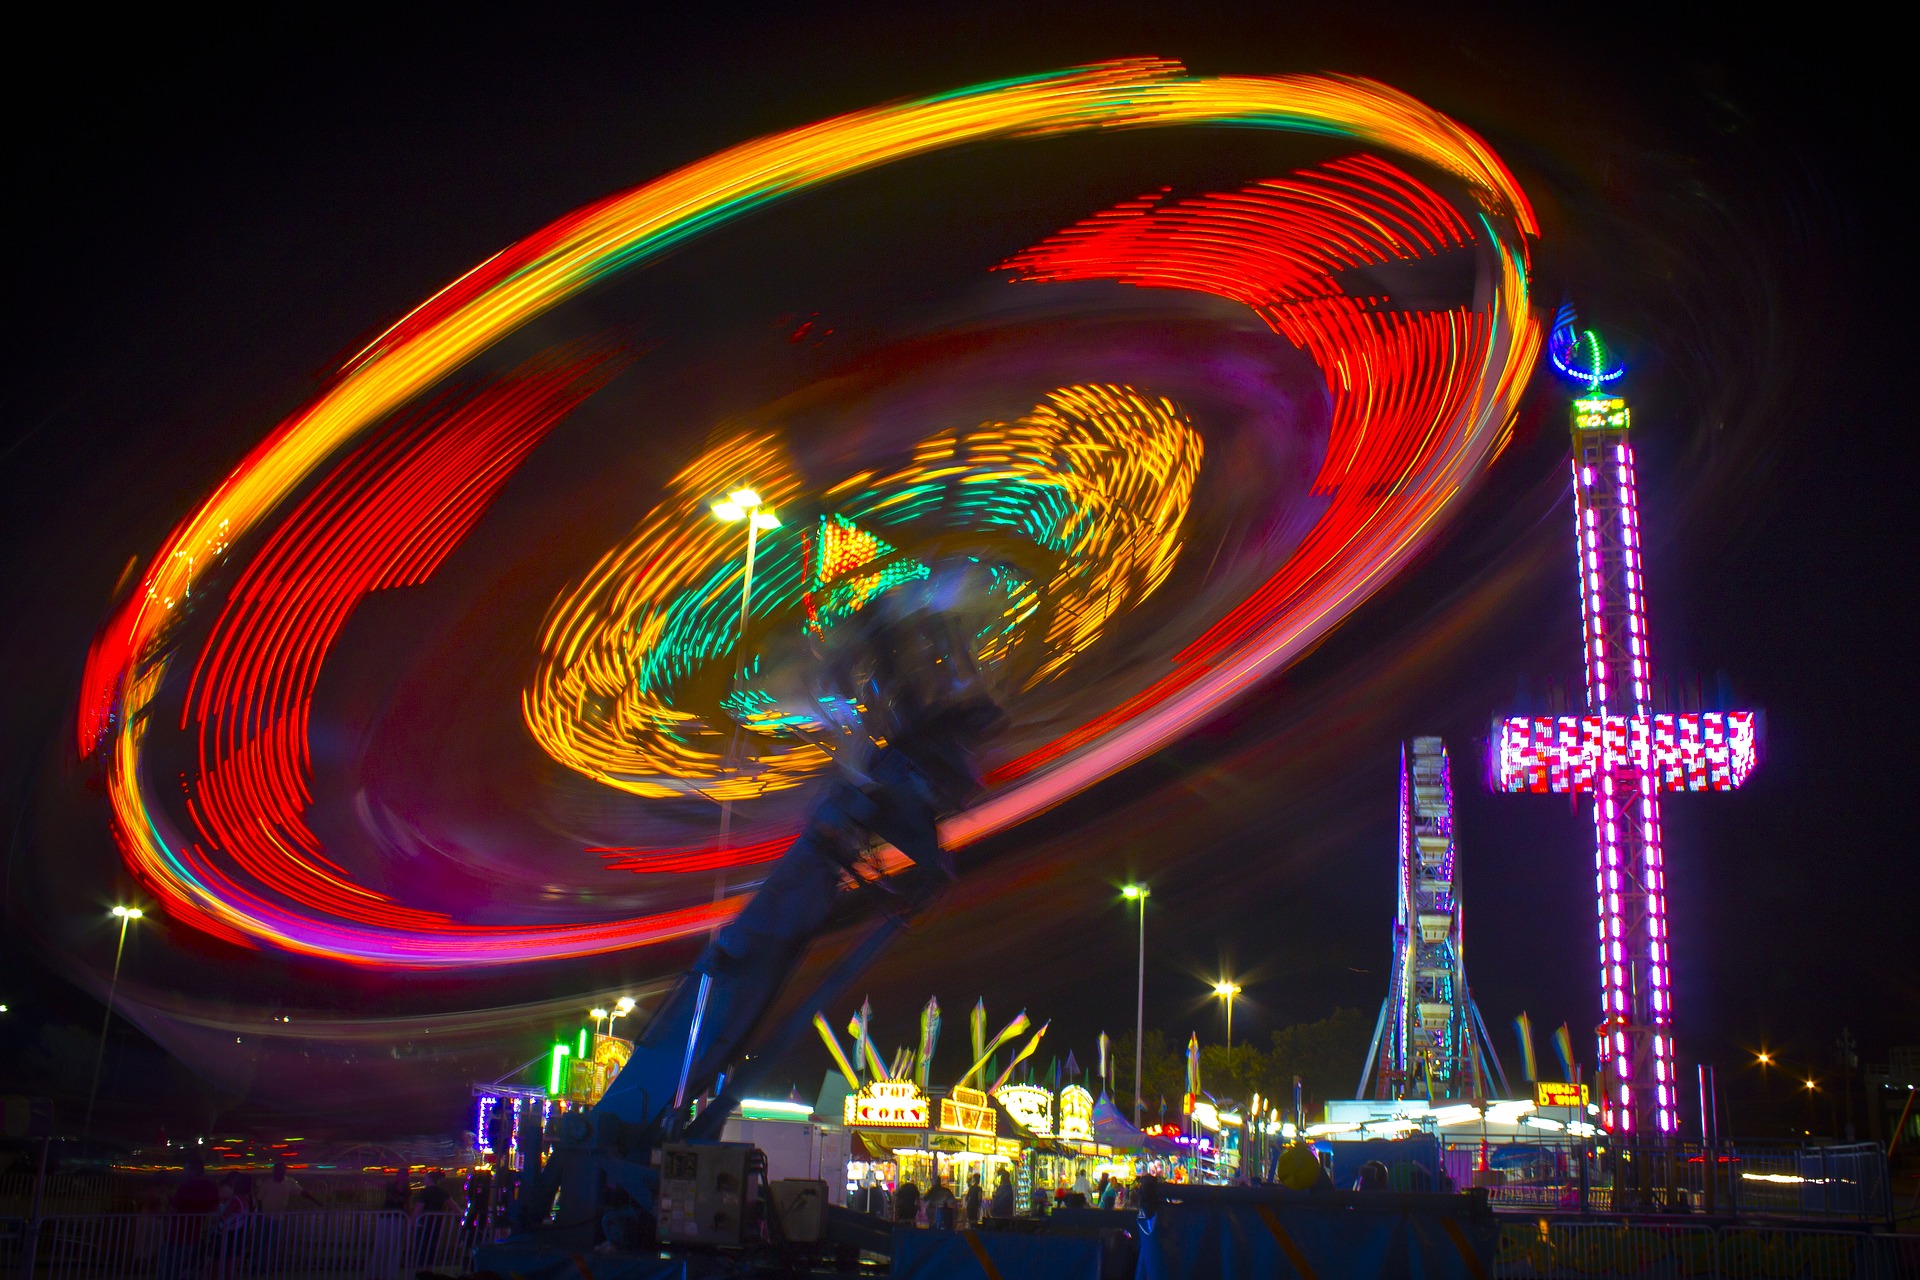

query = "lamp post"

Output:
[[709, 488, 781, 670], [708, 490, 780, 910], [589, 1008, 609, 1037], [83, 906, 143, 1141], [1122, 884, 1149, 1126], [1213, 980, 1242, 1054], [608, 996, 636, 1038]]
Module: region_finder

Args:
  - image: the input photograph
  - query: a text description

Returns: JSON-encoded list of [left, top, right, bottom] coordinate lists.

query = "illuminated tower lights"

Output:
[[1495, 311, 1758, 1140]]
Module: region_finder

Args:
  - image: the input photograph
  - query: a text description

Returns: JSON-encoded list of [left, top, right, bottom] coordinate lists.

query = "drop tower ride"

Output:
[[1493, 308, 1759, 1140]]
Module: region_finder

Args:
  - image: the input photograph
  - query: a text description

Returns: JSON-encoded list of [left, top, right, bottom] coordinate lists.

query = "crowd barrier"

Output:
[[1493, 1218, 1920, 1278], [1435, 1139, 1892, 1222], [3, 1211, 475, 1280]]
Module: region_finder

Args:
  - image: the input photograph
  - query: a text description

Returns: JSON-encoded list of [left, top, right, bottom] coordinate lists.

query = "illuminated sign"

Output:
[[993, 1084, 1053, 1137], [1534, 1082, 1589, 1109], [1496, 713, 1758, 795], [844, 1080, 930, 1128], [1058, 1085, 1093, 1140], [1572, 396, 1629, 432], [939, 1086, 995, 1138], [564, 1033, 635, 1105]]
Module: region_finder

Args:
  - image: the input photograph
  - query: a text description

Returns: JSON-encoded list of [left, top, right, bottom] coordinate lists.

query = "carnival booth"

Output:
[[842, 1079, 1024, 1210]]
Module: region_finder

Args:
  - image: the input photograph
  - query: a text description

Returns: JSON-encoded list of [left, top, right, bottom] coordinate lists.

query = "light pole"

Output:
[[608, 996, 636, 1039], [589, 1007, 609, 1037], [83, 906, 143, 1141], [709, 490, 780, 910], [709, 488, 781, 669], [1122, 884, 1149, 1126], [1213, 980, 1242, 1054]]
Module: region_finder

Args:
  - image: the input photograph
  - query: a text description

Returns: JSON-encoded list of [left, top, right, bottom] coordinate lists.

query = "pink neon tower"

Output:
[[1494, 307, 1759, 1140]]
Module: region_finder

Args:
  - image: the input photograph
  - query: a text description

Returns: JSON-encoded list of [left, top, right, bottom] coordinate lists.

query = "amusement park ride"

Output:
[[488, 565, 1006, 1259], [1493, 307, 1760, 1141], [1358, 736, 1508, 1104]]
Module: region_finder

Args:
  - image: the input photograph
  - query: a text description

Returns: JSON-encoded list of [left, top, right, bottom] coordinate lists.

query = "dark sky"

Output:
[[2, 5, 1910, 1140]]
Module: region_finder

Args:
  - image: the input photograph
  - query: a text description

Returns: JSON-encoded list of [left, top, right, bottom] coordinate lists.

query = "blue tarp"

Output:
[[1135, 1196, 1498, 1280], [889, 1227, 1103, 1279]]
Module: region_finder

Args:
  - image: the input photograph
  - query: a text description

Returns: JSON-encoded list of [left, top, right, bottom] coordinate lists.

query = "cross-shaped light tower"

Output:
[[1493, 308, 1760, 1140]]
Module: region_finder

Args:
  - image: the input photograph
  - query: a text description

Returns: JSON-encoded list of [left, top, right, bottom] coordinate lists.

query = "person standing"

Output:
[[161, 1156, 219, 1280], [988, 1171, 1014, 1219], [963, 1174, 983, 1226], [922, 1174, 957, 1230], [214, 1173, 253, 1280], [367, 1166, 412, 1279], [415, 1170, 453, 1267], [893, 1181, 920, 1227], [254, 1161, 320, 1269], [461, 1167, 493, 1245]]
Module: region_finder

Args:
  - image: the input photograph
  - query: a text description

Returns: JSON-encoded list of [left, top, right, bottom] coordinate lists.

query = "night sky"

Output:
[[2, 6, 1910, 1141]]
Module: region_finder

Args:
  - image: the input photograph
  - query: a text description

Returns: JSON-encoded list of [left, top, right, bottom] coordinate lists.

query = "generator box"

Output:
[[768, 1178, 828, 1242], [658, 1142, 756, 1246]]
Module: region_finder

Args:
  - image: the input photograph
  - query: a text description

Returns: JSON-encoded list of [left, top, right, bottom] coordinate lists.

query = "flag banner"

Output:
[[916, 996, 942, 1089], [990, 1021, 1051, 1093], [960, 1010, 1031, 1085], [812, 1012, 860, 1090]]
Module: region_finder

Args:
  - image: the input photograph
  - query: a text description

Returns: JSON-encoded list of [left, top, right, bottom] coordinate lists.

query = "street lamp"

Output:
[[709, 491, 779, 908], [608, 996, 636, 1038], [1213, 979, 1243, 1055], [1121, 884, 1149, 1125], [83, 906, 144, 1140], [710, 489, 781, 665], [589, 1008, 609, 1036]]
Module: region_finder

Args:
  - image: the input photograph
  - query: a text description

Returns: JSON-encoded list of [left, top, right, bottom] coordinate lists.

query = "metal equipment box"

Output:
[[768, 1178, 828, 1242], [658, 1142, 755, 1246]]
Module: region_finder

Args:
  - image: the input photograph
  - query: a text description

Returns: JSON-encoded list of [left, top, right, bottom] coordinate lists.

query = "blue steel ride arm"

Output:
[[593, 701, 997, 1135]]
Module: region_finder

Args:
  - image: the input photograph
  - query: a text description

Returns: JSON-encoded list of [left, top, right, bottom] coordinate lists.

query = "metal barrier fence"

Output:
[[0, 1178, 404, 1219], [1494, 1219, 1920, 1279], [1440, 1139, 1893, 1222], [3, 1212, 476, 1280]]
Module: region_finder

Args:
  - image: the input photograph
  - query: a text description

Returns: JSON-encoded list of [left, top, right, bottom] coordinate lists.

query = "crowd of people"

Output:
[[852, 1167, 1131, 1228], [151, 1156, 492, 1279]]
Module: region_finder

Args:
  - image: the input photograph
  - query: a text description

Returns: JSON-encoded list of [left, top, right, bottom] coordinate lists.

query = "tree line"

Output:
[[1108, 1008, 1372, 1122]]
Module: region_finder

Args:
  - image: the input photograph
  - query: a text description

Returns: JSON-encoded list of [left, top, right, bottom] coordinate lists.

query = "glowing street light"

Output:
[[1212, 979, 1243, 1054], [1756, 1051, 1772, 1067], [710, 488, 781, 660], [1121, 884, 1149, 1125], [608, 995, 637, 1037], [84, 906, 146, 1140], [709, 491, 779, 908], [589, 1007, 610, 1036]]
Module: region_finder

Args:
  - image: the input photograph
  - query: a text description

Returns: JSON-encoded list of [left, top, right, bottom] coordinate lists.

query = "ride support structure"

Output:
[[1359, 736, 1507, 1103]]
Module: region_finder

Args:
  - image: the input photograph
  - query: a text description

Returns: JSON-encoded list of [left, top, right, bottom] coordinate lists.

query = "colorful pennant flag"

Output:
[[990, 1021, 1051, 1093], [960, 1009, 1031, 1086], [916, 997, 942, 1089], [812, 1012, 860, 1091], [1514, 1011, 1539, 1082], [1553, 1023, 1576, 1083]]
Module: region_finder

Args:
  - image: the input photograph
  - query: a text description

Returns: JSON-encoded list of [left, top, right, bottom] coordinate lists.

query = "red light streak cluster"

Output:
[[988, 155, 1529, 783], [160, 352, 623, 940]]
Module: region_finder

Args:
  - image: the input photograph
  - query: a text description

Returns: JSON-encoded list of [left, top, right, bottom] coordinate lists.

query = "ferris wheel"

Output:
[[1358, 736, 1511, 1102]]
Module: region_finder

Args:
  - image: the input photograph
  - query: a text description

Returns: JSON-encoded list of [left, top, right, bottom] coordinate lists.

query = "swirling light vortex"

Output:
[[80, 59, 1539, 967]]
